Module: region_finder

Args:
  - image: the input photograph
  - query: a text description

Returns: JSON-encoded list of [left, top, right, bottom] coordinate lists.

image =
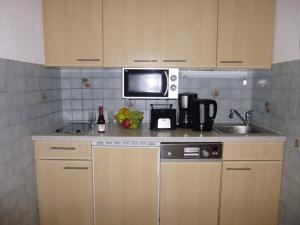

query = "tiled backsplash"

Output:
[[60, 69, 253, 123], [0, 58, 62, 225], [252, 59, 300, 225]]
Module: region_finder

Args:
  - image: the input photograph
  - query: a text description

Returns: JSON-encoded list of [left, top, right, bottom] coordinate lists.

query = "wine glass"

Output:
[[88, 112, 97, 128], [107, 110, 115, 128]]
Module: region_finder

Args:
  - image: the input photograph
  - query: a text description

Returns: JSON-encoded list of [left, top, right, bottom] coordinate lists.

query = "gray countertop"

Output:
[[32, 123, 286, 143]]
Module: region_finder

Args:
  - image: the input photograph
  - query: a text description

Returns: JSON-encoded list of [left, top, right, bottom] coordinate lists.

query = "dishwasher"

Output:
[[160, 142, 222, 225]]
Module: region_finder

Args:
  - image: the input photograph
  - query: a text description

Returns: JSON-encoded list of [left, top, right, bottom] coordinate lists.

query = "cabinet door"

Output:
[[160, 0, 218, 68], [36, 160, 93, 225], [103, 0, 161, 67], [220, 161, 282, 225], [160, 162, 221, 225], [217, 0, 275, 69], [43, 0, 103, 66], [94, 147, 159, 225]]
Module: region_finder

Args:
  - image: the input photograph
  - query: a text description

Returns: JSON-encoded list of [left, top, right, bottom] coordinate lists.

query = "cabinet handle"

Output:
[[220, 60, 244, 64], [163, 59, 187, 63], [226, 167, 252, 171], [77, 59, 101, 62], [50, 147, 76, 150], [133, 60, 158, 63], [63, 166, 89, 170]]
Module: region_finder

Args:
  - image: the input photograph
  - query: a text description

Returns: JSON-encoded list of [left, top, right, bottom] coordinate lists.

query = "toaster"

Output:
[[150, 107, 177, 130]]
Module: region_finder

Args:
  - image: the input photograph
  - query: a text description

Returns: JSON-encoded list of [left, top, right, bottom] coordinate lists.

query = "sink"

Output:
[[214, 124, 269, 135]]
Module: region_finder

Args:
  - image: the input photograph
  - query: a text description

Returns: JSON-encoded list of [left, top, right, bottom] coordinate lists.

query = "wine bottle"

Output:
[[98, 106, 105, 133]]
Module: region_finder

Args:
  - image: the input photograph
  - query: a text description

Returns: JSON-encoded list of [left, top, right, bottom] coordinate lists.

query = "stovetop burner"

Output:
[[55, 123, 92, 134]]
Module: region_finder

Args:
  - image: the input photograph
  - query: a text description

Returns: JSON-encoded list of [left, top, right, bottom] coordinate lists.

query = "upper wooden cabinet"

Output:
[[160, 0, 218, 68], [43, 0, 103, 66], [43, 0, 275, 68], [103, 0, 218, 68], [217, 0, 275, 69], [103, 0, 162, 67]]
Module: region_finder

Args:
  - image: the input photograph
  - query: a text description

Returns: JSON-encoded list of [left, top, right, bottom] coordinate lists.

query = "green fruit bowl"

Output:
[[115, 110, 144, 129]]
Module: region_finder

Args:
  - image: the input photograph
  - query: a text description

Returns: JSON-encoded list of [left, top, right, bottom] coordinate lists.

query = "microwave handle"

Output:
[[163, 71, 169, 97]]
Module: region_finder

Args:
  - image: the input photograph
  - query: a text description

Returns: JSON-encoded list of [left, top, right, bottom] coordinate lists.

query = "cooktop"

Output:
[[55, 123, 92, 134]]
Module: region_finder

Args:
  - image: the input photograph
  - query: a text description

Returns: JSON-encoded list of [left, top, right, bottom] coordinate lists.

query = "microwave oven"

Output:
[[122, 68, 179, 99]]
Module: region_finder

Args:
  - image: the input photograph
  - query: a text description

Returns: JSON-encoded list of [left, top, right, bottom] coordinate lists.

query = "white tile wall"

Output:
[[0, 58, 62, 225], [252, 59, 300, 225], [60, 68, 253, 123]]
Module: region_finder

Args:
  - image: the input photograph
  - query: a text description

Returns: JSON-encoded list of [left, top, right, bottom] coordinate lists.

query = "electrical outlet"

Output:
[[294, 138, 299, 148], [41, 93, 47, 102], [265, 102, 271, 113]]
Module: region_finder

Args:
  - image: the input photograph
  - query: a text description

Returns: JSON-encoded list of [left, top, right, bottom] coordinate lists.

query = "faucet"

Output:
[[229, 109, 253, 126]]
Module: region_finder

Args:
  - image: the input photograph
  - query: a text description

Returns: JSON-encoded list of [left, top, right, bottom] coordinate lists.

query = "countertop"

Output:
[[32, 123, 286, 143]]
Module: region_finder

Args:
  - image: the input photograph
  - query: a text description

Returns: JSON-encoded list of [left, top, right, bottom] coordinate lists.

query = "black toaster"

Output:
[[150, 104, 177, 130]]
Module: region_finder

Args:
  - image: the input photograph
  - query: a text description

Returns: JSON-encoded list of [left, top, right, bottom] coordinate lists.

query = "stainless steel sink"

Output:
[[214, 124, 269, 135]]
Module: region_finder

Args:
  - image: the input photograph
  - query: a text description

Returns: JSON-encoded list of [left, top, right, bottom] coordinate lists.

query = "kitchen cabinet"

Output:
[[160, 162, 221, 225], [103, 0, 162, 67], [217, 0, 275, 69], [43, 0, 103, 66], [103, 0, 218, 68], [35, 141, 93, 225], [160, 0, 218, 68], [220, 142, 283, 225], [93, 147, 159, 225], [42, 0, 275, 68]]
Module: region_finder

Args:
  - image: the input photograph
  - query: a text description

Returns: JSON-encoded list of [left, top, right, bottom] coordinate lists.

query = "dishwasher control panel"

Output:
[[161, 142, 222, 159]]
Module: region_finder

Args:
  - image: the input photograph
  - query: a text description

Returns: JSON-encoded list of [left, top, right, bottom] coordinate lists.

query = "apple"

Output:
[[122, 119, 131, 129]]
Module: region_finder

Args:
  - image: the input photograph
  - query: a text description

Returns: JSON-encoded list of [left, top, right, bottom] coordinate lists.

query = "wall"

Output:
[[0, 58, 62, 225], [0, 0, 44, 64], [60, 69, 252, 124], [252, 59, 300, 225], [272, 0, 300, 63]]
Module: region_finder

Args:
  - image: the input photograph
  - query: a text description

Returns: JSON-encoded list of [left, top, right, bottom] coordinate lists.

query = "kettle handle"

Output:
[[209, 101, 217, 119]]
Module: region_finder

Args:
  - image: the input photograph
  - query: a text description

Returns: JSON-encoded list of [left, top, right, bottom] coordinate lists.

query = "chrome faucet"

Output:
[[229, 109, 253, 126]]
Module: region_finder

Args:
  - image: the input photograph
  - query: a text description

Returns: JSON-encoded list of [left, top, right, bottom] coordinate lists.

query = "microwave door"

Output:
[[123, 69, 169, 98]]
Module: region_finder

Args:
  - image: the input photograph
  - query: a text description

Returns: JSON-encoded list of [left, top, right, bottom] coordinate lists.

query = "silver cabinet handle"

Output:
[[226, 167, 252, 171], [50, 147, 76, 150], [77, 59, 101, 62], [163, 60, 187, 63], [63, 166, 89, 170], [220, 60, 244, 63], [133, 60, 158, 63]]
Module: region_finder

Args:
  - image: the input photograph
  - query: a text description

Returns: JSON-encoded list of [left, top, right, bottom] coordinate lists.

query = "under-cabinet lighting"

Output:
[[181, 70, 249, 78]]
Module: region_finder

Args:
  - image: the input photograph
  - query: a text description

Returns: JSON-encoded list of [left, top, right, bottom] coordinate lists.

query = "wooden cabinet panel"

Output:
[[35, 141, 91, 160], [43, 0, 103, 66], [220, 161, 282, 225], [223, 142, 284, 161], [160, 0, 218, 68], [94, 147, 159, 225], [160, 162, 221, 225], [103, 0, 162, 67], [36, 160, 93, 225], [217, 0, 275, 69], [43, 0, 64, 65]]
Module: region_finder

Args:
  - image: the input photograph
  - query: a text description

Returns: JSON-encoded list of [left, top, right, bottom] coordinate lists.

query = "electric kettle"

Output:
[[191, 99, 217, 131]]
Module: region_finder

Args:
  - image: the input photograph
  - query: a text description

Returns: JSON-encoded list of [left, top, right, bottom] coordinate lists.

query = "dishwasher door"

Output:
[[160, 161, 221, 225]]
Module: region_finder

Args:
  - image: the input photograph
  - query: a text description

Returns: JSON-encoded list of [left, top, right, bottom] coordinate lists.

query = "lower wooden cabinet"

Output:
[[34, 140, 283, 225], [93, 147, 159, 225], [36, 160, 93, 225], [160, 162, 221, 225], [219, 161, 282, 225]]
